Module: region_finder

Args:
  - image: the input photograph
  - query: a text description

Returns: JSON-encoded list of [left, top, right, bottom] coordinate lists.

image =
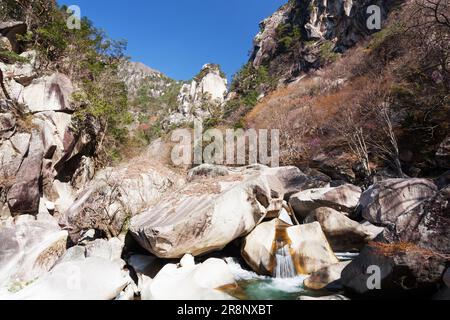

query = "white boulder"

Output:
[[0, 215, 68, 292], [130, 165, 276, 258], [142, 256, 235, 300], [289, 184, 362, 219], [1, 257, 129, 300]]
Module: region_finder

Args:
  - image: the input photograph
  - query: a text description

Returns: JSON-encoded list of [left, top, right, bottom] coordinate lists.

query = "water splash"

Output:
[[223, 257, 308, 300], [273, 241, 297, 279], [225, 257, 266, 281]]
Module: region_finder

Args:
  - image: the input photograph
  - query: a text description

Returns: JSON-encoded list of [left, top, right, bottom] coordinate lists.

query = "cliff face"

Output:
[[165, 64, 228, 127], [250, 0, 402, 82]]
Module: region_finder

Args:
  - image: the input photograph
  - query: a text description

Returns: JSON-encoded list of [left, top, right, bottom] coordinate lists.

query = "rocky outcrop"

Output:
[[305, 207, 383, 251], [241, 219, 338, 276], [164, 64, 227, 127], [359, 178, 438, 226], [289, 184, 362, 220], [141, 255, 235, 300], [249, 0, 399, 81], [341, 242, 448, 297]]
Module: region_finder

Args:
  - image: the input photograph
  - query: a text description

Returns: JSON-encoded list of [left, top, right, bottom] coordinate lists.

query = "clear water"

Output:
[[223, 258, 323, 300], [222, 254, 357, 300]]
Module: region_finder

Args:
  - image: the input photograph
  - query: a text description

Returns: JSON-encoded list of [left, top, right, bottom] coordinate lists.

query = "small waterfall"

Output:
[[273, 241, 297, 279]]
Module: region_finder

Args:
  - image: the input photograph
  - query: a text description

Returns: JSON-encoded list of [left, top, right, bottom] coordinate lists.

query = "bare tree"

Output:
[[414, 0, 450, 30], [271, 105, 315, 166], [370, 102, 406, 177], [332, 103, 372, 178], [0, 69, 11, 100]]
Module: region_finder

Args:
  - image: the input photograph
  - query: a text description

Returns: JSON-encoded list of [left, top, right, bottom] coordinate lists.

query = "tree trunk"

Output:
[[0, 69, 11, 100]]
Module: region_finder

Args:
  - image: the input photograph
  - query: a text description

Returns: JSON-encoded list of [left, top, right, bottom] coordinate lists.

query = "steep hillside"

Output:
[[229, 0, 449, 184]]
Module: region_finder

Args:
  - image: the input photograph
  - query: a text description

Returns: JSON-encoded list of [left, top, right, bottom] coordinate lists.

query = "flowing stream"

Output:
[[222, 252, 358, 300], [222, 257, 311, 300], [273, 242, 297, 279]]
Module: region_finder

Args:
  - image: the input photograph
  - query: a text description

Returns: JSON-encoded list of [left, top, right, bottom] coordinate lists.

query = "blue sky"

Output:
[[57, 0, 286, 80]]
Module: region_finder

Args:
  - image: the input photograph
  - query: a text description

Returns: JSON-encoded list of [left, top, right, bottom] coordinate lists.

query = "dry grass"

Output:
[[0, 175, 16, 188], [369, 241, 450, 260]]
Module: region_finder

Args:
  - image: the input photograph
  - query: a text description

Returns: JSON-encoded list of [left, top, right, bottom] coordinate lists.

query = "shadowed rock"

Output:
[[359, 178, 438, 226]]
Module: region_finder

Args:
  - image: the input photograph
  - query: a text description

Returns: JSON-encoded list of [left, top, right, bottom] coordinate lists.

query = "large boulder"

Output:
[[1, 257, 130, 300], [130, 165, 280, 259], [306, 207, 383, 251], [0, 214, 68, 292], [380, 187, 450, 253], [304, 261, 351, 290], [7, 130, 44, 215], [23, 73, 74, 112], [359, 178, 438, 226], [262, 165, 328, 199], [289, 184, 362, 220], [241, 219, 338, 276], [341, 243, 448, 297], [142, 255, 235, 300], [62, 157, 184, 243], [342, 188, 450, 297], [188, 164, 322, 200]]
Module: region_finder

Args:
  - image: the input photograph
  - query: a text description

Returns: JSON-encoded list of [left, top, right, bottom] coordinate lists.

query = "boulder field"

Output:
[[1, 151, 448, 299]]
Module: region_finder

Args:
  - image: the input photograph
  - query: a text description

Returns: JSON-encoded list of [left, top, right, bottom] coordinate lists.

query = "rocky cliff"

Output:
[[164, 63, 228, 127], [248, 0, 401, 82]]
